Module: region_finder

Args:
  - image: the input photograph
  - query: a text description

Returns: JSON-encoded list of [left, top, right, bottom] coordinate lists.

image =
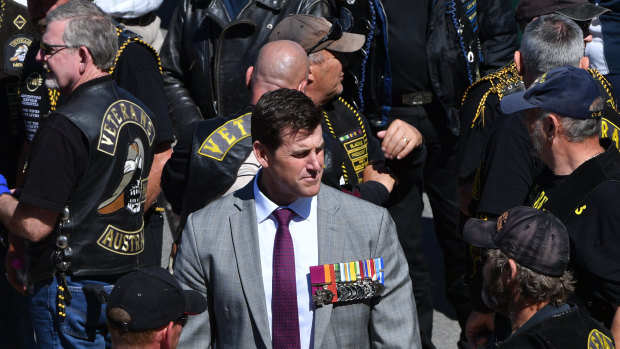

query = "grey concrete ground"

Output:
[[421, 194, 462, 348], [160, 193, 461, 348]]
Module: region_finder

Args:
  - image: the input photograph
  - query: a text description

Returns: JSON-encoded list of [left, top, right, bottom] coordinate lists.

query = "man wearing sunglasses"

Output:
[[0, 2, 157, 347], [17, 0, 174, 272], [107, 267, 207, 349]]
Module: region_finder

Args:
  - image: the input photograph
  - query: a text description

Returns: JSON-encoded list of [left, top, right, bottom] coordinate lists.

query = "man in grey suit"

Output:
[[173, 88, 421, 348]]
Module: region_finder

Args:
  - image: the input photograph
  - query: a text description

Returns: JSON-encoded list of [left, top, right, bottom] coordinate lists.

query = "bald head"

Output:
[[247, 40, 309, 104]]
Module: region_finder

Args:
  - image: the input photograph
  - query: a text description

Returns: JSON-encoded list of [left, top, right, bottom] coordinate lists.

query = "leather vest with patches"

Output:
[[30, 80, 155, 280], [0, 0, 36, 186], [18, 25, 160, 143], [0, 0, 36, 79], [184, 109, 254, 220], [322, 97, 370, 185]]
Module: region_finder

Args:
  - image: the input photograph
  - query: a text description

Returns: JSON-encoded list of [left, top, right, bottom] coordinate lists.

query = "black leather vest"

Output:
[[30, 79, 156, 280], [183, 109, 253, 218], [0, 0, 37, 186], [322, 97, 371, 185]]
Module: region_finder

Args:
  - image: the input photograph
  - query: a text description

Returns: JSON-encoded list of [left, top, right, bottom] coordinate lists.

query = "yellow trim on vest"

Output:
[[109, 27, 162, 75], [462, 62, 522, 129]]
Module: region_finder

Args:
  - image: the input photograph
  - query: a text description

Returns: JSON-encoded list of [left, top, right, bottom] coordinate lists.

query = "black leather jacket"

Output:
[[159, 0, 334, 136]]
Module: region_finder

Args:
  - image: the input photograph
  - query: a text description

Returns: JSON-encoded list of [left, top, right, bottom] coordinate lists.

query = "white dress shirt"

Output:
[[254, 175, 319, 349]]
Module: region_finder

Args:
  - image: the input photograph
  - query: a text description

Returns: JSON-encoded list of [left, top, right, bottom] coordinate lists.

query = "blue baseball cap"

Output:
[[500, 66, 603, 119]]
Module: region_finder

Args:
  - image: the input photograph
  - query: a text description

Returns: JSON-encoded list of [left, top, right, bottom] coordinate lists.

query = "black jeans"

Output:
[[389, 104, 472, 348]]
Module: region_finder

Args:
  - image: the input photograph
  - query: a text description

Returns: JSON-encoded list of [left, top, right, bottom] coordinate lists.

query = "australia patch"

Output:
[[5, 34, 32, 72]]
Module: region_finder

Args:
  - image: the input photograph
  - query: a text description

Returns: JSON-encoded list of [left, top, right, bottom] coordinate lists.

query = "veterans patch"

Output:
[[198, 112, 251, 161], [97, 223, 145, 255], [5, 34, 32, 72], [98, 100, 155, 156]]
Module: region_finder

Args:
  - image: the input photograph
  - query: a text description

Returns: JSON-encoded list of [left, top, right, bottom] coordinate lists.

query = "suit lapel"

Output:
[[313, 187, 347, 349], [230, 183, 272, 349]]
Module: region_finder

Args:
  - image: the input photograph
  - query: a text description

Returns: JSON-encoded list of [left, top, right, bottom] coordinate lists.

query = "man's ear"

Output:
[[253, 141, 270, 169], [580, 56, 590, 70], [307, 64, 317, 86], [246, 66, 254, 89], [514, 51, 524, 76], [546, 113, 561, 140], [78, 46, 90, 73], [161, 321, 175, 349], [297, 79, 308, 92], [507, 259, 518, 283]]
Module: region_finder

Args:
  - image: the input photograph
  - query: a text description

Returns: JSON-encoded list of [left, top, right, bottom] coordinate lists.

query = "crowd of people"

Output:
[[0, 0, 619, 348]]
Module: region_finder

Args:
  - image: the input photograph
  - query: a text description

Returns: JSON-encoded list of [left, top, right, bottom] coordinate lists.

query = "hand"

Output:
[[466, 311, 495, 349], [5, 235, 27, 295], [362, 164, 395, 193], [0, 174, 9, 196], [376, 119, 423, 160]]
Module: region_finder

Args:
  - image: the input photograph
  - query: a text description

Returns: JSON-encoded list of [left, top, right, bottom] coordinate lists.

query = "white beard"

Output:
[[45, 77, 59, 90]]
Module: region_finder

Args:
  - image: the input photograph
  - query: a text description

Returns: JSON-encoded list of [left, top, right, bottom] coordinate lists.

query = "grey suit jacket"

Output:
[[173, 181, 421, 348]]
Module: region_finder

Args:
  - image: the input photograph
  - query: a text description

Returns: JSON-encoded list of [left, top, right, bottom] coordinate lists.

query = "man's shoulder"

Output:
[[499, 305, 613, 349], [184, 110, 253, 169], [462, 62, 524, 127], [318, 184, 385, 215]]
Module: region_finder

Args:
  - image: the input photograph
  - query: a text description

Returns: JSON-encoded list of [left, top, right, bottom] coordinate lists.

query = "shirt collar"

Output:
[[253, 170, 314, 223]]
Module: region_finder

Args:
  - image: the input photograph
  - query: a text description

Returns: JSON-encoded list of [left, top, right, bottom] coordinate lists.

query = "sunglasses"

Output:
[[40, 42, 73, 57], [307, 19, 343, 54], [175, 313, 188, 327]]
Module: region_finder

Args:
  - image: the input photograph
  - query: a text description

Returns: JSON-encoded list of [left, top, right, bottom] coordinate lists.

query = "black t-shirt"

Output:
[[20, 112, 87, 214], [384, 0, 431, 97], [112, 41, 174, 146], [457, 80, 502, 182], [527, 145, 620, 325], [475, 113, 544, 216]]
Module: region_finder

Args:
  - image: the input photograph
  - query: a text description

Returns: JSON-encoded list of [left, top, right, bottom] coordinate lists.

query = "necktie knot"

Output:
[[273, 207, 295, 228]]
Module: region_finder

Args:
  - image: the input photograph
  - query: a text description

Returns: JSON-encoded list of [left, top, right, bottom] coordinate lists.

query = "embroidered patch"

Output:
[[98, 139, 147, 215], [601, 118, 620, 151], [98, 100, 155, 156], [13, 14, 27, 29], [97, 222, 145, 255], [340, 129, 368, 181], [5, 34, 32, 72], [24, 71, 43, 93], [198, 112, 251, 161], [587, 329, 614, 349]]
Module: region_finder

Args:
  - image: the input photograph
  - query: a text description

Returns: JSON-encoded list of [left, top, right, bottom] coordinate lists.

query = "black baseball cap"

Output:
[[106, 267, 207, 331], [516, 0, 610, 22], [463, 206, 570, 277], [500, 66, 603, 119]]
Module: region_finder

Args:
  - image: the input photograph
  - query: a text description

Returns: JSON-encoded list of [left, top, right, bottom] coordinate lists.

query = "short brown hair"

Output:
[[251, 88, 321, 151]]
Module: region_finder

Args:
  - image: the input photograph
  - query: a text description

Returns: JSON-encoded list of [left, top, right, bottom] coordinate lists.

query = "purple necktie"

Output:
[[271, 208, 300, 349]]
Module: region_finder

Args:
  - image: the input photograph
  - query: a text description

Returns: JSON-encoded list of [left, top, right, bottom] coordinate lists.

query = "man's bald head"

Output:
[[247, 40, 309, 104]]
